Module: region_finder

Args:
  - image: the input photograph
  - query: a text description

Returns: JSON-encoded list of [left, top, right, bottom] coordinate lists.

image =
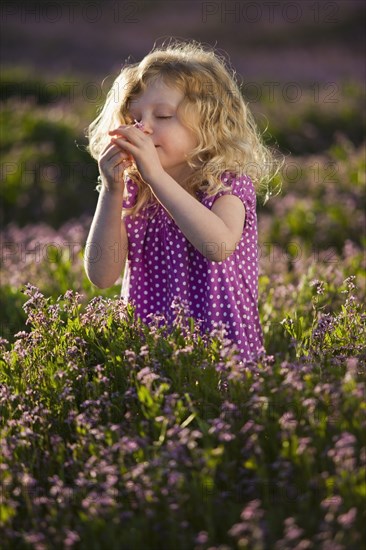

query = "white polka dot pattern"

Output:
[[122, 172, 264, 361]]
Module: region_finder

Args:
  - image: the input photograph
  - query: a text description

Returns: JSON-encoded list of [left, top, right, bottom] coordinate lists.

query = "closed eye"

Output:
[[156, 116, 173, 119]]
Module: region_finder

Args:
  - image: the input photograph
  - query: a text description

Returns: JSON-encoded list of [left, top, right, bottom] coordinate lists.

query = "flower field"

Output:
[[1, 68, 365, 548]]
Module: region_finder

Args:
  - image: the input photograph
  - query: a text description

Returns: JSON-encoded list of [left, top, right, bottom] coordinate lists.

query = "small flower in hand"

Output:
[[134, 120, 144, 130]]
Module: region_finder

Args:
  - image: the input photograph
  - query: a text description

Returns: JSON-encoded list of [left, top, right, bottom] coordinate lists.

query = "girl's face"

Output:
[[127, 78, 198, 183]]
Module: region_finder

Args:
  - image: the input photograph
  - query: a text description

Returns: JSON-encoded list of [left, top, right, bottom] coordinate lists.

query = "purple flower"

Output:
[[283, 517, 304, 540], [337, 507, 357, 528], [19, 472, 37, 487], [240, 499, 264, 522], [136, 367, 160, 389], [279, 412, 298, 432], [321, 495, 343, 511], [23, 532, 47, 550], [195, 530, 209, 545], [328, 432, 357, 472], [228, 499, 266, 547], [64, 530, 80, 548], [208, 418, 235, 442], [310, 279, 325, 295]]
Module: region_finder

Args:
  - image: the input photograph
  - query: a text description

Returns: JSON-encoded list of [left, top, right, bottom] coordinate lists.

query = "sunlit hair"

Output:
[[86, 39, 282, 215]]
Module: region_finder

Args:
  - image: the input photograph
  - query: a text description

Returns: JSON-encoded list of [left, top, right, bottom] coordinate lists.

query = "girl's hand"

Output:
[[98, 135, 133, 194], [108, 125, 164, 184]]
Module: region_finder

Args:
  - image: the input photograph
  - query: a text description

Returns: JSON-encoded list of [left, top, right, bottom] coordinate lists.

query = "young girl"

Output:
[[84, 39, 278, 362]]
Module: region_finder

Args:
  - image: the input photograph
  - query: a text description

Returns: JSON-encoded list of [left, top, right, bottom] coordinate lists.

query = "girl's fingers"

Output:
[[101, 141, 131, 161], [103, 141, 119, 153], [101, 134, 130, 154], [108, 125, 132, 135], [110, 137, 137, 152], [110, 137, 126, 146], [100, 141, 124, 160], [116, 159, 133, 169], [109, 127, 144, 143]]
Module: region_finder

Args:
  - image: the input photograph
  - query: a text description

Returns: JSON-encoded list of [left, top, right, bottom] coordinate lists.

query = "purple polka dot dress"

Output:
[[122, 172, 264, 361]]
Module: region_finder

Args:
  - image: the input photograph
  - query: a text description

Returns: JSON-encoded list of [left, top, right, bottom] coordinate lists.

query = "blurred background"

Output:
[[1, 0, 364, 226], [0, 0, 365, 342]]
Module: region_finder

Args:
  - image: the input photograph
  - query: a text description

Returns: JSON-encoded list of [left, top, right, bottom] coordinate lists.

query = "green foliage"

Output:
[[0, 284, 364, 549], [0, 67, 101, 227], [258, 138, 366, 253], [0, 216, 119, 341], [251, 81, 365, 155]]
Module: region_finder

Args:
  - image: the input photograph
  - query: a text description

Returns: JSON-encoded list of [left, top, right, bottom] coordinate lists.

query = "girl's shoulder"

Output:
[[221, 170, 255, 191], [199, 171, 256, 209]]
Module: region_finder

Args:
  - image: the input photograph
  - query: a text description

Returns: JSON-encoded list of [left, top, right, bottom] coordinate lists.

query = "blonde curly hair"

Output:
[[86, 39, 281, 215]]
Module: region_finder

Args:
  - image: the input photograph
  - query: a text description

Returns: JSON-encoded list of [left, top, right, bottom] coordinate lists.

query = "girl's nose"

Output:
[[143, 125, 153, 135], [140, 118, 153, 134]]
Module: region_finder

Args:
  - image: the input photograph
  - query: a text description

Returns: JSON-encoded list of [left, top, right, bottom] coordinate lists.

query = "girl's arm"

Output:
[[147, 171, 245, 262], [85, 133, 135, 288], [84, 187, 128, 289], [109, 126, 245, 262]]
